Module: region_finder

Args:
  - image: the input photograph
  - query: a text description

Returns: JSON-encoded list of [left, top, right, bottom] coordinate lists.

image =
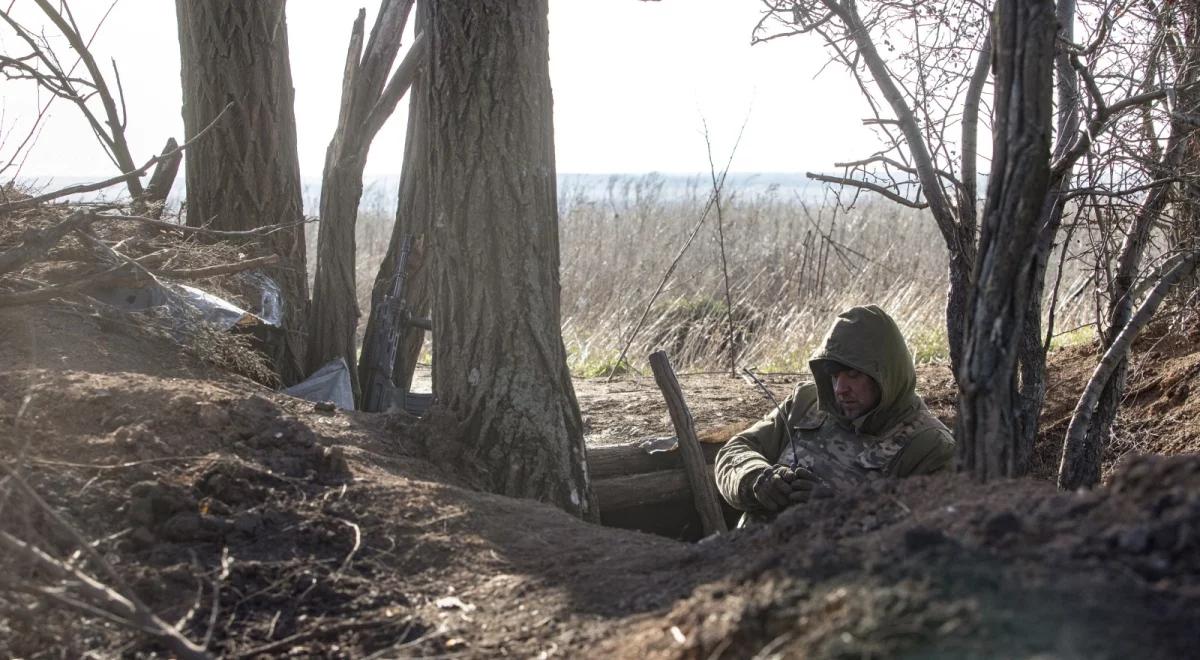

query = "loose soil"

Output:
[[2, 300, 1199, 658]]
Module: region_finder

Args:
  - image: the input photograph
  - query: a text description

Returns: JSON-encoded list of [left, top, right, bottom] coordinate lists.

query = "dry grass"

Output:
[[345, 174, 1096, 377]]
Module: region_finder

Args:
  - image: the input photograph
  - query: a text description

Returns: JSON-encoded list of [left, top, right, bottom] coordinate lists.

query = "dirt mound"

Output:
[[605, 455, 1200, 658], [3, 300, 1200, 657]]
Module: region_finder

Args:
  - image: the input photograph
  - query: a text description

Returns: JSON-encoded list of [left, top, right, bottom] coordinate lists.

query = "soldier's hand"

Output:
[[751, 466, 797, 511], [787, 467, 835, 504]]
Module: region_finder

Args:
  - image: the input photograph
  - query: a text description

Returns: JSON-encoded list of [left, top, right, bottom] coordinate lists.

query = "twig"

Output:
[[203, 547, 231, 649], [806, 171, 929, 209], [741, 366, 805, 471], [74, 227, 169, 293], [0, 210, 94, 277], [157, 254, 280, 279], [0, 532, 212, 659], [93, 213, 315, 239], [833, 154, 962, 190], [0, 461, 213, 658], [232, 619, 393, 659], [0, 101, 233, 212], [606, 115, 748, 381], [2, 253, 282, 308], [359, 618, 432, 659], [701, 116, 739, 378]]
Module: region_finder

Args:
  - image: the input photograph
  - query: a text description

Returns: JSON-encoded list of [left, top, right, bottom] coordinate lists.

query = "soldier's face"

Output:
[[832, 368, 881, 420]]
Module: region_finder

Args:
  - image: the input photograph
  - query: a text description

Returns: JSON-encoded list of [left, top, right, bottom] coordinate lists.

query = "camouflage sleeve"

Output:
[[889, 427, 956, 477], [715, 384, 818, 511]]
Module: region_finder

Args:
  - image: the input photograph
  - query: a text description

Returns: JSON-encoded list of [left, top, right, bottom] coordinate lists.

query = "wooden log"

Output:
[[587, 440, 721, 480], [649, 351, 728, 535], [593, 469, 693, 511]]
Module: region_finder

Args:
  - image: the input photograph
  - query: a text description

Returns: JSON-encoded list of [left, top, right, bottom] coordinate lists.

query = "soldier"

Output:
[[715, 305, 954, 526]]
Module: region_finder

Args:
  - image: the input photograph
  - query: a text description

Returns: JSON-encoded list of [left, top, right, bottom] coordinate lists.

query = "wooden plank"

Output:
[[649, 351, 728, 535]]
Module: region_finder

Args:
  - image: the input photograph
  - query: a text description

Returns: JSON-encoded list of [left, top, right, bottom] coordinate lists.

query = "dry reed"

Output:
[[344, 174, 1095, 376]]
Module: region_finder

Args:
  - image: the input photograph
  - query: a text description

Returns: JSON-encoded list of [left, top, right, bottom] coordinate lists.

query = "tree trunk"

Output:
[[175, 0, 308, 384], [946, 236, 975, 380], [1012, 0, 1083, 475], [425, 0, 596, 520], [956, 0, 1055, 480], [359, 11, 432, 407], [1170, 3, 1200, 298], [307, 1, 420, 404]]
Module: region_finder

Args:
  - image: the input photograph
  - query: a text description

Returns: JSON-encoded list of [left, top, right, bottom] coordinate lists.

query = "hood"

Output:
[[808, 305, 918, 434]]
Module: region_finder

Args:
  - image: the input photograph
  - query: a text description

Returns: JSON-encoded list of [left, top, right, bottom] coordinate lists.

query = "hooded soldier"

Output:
[[715, 305, 954, 526]]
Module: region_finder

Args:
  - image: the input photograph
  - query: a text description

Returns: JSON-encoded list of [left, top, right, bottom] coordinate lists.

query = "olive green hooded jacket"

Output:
[[715, 305, 955, 513]]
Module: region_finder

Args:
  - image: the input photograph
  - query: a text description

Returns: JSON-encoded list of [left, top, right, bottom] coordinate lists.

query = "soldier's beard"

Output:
[[838, 399, 864, 419]]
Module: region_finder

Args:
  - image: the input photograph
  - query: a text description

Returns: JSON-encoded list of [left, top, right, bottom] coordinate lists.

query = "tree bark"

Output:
[[1012, 0, 1083, 475], [359, 8, 432, 406], [956, 0, 1055, 480], [175, 0, 308, 384], [1169, 3, 1200, 297], [425, 0, 596, 520], [307, 1, 420, 404]]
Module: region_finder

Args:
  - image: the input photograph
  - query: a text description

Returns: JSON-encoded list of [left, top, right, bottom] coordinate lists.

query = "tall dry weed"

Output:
[[347, 174, 1094, 376]]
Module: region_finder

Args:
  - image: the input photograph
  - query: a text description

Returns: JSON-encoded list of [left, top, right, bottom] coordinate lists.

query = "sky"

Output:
[[1, 1, 879, 179]]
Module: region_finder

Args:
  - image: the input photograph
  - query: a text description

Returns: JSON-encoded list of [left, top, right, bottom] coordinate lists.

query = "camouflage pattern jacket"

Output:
[[715, 305, 955, 517]]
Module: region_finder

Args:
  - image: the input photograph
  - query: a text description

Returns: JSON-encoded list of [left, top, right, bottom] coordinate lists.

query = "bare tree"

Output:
[[175, 0, 309, 384], [425, 0, 596, 519], [307, 0, 425, 403]]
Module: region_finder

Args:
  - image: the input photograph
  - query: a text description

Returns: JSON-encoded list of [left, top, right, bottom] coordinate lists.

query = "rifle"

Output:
[[361, 235, 416, 412]]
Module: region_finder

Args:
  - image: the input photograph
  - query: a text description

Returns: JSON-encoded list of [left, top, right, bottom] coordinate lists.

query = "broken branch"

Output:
[[806, 171, 930, 209]]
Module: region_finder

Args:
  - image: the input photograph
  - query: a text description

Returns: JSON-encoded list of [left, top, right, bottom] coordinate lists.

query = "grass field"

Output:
[[327, 174, 1095, 377]]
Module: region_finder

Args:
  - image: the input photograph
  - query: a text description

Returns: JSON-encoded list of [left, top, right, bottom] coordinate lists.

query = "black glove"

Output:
[[751, 466, 832, 511], [751, 466, 795, 511], [785, 466, 834, 504]]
